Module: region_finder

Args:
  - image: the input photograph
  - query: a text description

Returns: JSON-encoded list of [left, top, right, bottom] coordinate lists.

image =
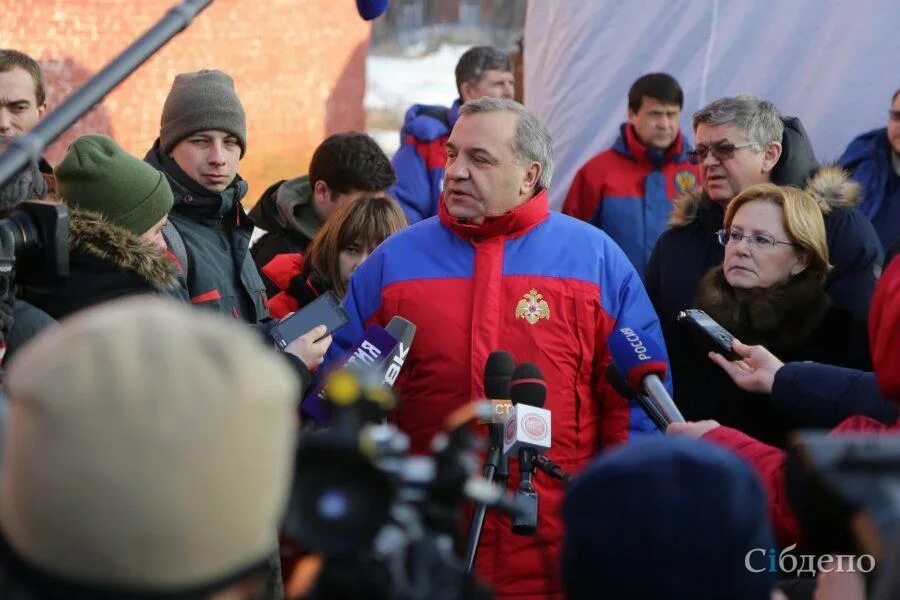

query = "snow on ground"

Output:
[[365, 45, 469, 156]]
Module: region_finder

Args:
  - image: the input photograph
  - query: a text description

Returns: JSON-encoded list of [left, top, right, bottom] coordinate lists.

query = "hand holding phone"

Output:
[[270, 290, 349, 350]]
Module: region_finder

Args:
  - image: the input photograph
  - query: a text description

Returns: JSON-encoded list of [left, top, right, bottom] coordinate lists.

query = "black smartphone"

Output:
[[676, 309, 741, 361], [270, 290, 350, 350]]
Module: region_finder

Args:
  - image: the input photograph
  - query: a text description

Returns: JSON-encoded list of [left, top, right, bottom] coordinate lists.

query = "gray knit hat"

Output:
[[56, 134, 174, 236], [160, 69, 247, 157], [1, 296, 299, 592]]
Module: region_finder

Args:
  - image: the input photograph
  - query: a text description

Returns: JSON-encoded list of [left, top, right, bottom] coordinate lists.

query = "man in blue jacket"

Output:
[[839, 89, 900, 252], [390, 46, 514, 224]]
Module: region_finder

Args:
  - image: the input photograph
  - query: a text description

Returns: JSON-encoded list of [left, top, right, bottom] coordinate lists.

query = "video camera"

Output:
[[281, 369, 523, 600], [0, 201, 69, 285]]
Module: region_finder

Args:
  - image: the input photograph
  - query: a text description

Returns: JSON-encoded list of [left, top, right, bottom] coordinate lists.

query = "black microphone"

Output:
[[504, 362, 550, 536], [356, 0, 388, 20], [463, 350, 515, 572], [604, 362, 669, 431]]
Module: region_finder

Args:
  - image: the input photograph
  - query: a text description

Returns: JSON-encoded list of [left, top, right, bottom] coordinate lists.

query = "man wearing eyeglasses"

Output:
[[646, 95, 883, 399], [839, 89, 900, 254], [562, 73, 699, 278]]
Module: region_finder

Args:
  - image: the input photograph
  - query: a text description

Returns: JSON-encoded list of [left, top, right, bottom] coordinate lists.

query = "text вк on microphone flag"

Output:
[[301, 324, 399, 422]]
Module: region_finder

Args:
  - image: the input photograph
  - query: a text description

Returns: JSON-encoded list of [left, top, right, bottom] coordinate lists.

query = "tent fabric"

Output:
[[524, 0, 899, 210]]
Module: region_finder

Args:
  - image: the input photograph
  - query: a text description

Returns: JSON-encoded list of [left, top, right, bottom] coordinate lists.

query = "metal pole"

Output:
[[0, 0, 215, 187]]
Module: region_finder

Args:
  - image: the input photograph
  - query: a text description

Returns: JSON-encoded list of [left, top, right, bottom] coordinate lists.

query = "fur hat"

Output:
[[563, 436, 776, 599], [0, 297, 299, 593], [160, 69, 247, 157], [56, 134, 174, 236]]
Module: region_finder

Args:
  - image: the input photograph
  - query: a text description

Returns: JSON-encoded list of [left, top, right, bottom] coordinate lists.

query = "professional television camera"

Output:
[[282, 369, 524, 600]]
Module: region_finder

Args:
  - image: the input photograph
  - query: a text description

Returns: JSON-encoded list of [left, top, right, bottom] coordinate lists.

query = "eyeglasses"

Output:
[[688, 141, 756, 164], [716, 229, 796, 250]]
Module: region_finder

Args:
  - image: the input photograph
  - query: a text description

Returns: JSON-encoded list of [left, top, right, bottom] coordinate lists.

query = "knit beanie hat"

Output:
[[0, 297, 299, 593], [870, 255, 900, 401], [56, 134, 173, 236], [160, 69, 247, 157], [562, 436, 776, 600]]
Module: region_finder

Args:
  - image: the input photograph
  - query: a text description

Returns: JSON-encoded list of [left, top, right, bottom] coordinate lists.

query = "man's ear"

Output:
[[37, 103, 46, 119], [519, 161, 542, 196], [313, 180, 332, 207], [761, 141, 783, 174], [459, 81, 474, 104]]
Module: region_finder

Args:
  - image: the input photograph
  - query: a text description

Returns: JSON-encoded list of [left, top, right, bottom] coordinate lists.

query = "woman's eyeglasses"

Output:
[[688, 142, 756, 164], [716, 229, 796, 250]]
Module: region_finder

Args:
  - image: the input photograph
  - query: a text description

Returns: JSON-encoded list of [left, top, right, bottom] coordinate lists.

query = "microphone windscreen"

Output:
[[604, 363, 636, 400], [608, 327, 668, 391], [356, 0, 389, 20], [510, 362, 547, 408], [484, 350, 515, 399]]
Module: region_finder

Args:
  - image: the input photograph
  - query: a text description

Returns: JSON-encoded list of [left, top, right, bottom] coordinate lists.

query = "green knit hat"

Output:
[[56, 135, 174, 236], [160, 69, 247, 157]]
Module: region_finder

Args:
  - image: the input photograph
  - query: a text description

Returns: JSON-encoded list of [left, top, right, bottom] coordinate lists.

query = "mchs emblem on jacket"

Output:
[[515, 289, 550, 325], [675, 170, 697, 192]]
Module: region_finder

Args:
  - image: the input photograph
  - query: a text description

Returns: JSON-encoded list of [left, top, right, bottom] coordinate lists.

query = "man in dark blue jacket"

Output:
[[839, 89, 900, 252], [389, 46, 514, 224]]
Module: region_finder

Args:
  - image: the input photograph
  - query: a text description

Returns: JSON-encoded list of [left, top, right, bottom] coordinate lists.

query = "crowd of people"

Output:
[[0, 40, 898, 599]]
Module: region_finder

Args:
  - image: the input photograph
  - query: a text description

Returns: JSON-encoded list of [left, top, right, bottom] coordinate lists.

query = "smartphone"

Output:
[[676, 309, 741, 361], [270, 290, 350, 350]]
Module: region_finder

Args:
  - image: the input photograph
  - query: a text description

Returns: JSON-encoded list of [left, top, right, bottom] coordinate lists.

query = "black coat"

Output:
[[20, 209, 179, 320], [145, 141, 269, 324], [6, 300, 55, 361], [672, 266, 872, 447], [647, 166, 884, 390]]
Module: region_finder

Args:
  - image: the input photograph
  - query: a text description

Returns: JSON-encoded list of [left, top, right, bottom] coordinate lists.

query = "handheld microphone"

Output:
[[356, 0, 388, 20], [382, 316, 416, 387], [607, 326, 685, 426], [503, 362, 550, 535], [301, 324, 399, 422], [605, 362, 669, 431]]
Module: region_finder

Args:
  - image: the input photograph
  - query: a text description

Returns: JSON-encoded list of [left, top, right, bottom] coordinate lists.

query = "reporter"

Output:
[[668, 255, 900, 547], [674, 183, 871, 446], [710, 340, 896, 428], [263, 195, 407, 319]]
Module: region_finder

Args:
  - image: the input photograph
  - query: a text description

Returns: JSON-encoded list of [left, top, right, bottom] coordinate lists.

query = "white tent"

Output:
[[524, 0, 899, 209]]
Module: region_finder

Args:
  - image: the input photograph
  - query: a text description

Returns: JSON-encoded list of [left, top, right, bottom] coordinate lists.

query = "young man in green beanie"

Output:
[[144, 69, 269, 324], [19, 134, 182, 320]]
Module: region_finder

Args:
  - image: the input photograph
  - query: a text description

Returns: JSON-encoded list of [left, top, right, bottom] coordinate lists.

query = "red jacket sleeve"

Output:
[[561, 161, 605, 222], [268, 290, 300, 320], [702, 426, 801, 546]]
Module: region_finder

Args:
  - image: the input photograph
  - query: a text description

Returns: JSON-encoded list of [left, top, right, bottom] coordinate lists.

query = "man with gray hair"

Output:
[[390, 46, 515, 224], [328, 97, 667, 598], [646, 94, 882, 420]]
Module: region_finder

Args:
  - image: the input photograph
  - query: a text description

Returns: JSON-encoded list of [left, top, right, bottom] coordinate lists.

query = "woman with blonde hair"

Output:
[[264, 195, 407, 318], [672, 183, 871, 446]]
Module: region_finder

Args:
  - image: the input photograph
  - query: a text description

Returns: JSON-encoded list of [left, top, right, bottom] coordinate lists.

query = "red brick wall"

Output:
[[2, 0, 370, 205]]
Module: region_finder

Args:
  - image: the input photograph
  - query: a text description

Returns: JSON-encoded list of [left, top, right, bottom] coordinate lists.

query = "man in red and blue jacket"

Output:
[[390, 46, 514, 225], [329, 98, 667, 599], [562, 73, 699, 278]]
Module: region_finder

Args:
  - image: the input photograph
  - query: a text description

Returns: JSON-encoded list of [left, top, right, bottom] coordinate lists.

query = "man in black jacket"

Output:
[[145, 69, 269, 324], [647, 94, 882, 340]]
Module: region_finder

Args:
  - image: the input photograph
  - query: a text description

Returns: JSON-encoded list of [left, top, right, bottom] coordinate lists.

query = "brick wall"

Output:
[[2, 0, 370, 205]]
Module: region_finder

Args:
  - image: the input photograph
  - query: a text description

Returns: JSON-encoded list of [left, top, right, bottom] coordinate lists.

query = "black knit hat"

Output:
[[160, 69, 247, 157]]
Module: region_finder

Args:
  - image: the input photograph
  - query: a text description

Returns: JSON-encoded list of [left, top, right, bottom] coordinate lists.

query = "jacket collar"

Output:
[[615, 124, 689, 168], [438, 189, 549, 242]]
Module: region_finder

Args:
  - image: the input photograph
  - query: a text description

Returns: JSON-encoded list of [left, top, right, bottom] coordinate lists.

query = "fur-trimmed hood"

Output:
[[668, 164, 861, 229], [69, 208, 177, 289]]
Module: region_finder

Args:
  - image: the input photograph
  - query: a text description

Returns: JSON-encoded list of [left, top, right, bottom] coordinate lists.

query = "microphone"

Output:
[[356, 0, 388, 20], [382, 316, 416, 387], [607, 326, 685, 426], [605, 362, 669, 431], [503, 362, 550, 535], [464, 350, 515, 572], [301, 324, 399, 422]]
